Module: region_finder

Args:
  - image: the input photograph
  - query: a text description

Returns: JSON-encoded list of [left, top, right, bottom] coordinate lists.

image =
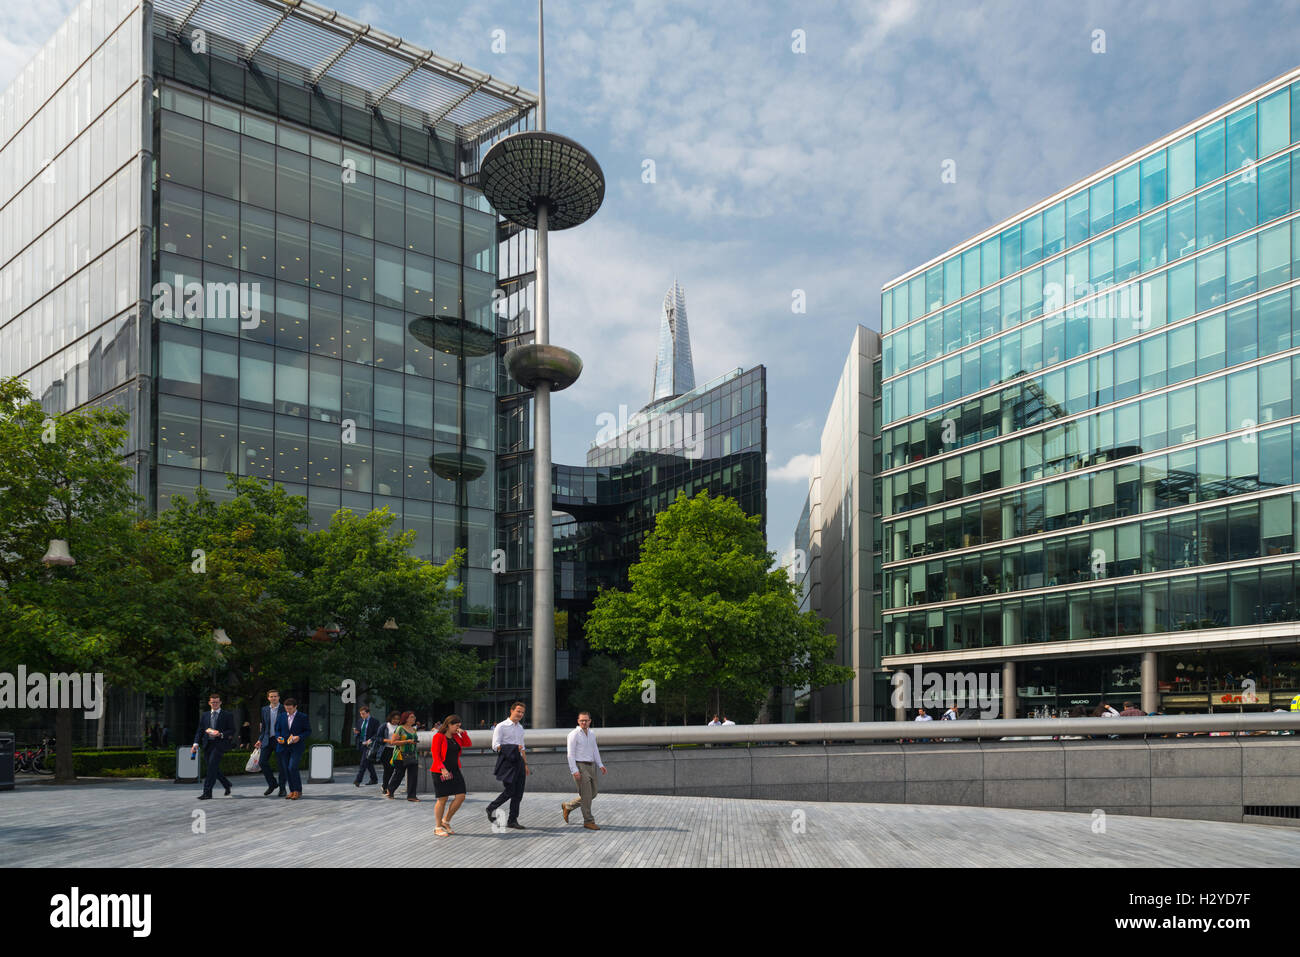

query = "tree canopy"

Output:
[[584, 490, 851, 720]]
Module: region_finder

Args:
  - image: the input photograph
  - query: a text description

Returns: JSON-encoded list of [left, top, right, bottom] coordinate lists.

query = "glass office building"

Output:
[[878, 68, 1300, 716], [490, 364, 767, 722], [0, 0, 539, 734]]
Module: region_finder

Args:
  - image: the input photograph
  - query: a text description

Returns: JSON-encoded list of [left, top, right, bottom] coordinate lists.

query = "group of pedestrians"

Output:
[[190, 693, 610, 834], [191, 689, 312, 800]]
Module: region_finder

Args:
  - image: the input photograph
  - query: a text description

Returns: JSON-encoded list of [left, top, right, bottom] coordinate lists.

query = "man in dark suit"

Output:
[[275, 697, 312, 799], [257, 689, 285, 797], [352, 705, 380, 787], [191, 692, 236, 799]]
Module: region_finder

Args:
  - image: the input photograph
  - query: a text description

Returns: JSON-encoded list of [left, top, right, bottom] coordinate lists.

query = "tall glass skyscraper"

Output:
[[0, 0, 538, 733], [649, 278, 695, 406], [878, 68, 1300, 717]]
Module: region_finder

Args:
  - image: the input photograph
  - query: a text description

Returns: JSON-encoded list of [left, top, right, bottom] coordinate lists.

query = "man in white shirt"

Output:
[[721, 716, 735, 726], [562, 711, 607, 830], [488, 700, 530, 829], [941, 705, 959, 721], [914, 708, 934, 722], [707, 715, 721, 726]]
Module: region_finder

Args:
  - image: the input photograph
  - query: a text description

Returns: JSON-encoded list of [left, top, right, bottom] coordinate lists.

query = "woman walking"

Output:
[[431, 714, 471, 836], [386, 711, 420, 801], [379, 710, 401, 795]]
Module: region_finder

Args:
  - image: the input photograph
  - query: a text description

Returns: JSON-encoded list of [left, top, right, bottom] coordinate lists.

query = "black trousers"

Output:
[[388, 761, 417, 798], [487, 772, 526, 823], [258, 742, 280, 790], [202, 748, 231, 795], [354, 749, 378, 784], [380, 748, 396, 792]]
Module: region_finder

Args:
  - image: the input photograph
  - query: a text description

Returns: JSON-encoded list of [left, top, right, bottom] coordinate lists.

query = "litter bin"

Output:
[[0, 733, 15, 791]]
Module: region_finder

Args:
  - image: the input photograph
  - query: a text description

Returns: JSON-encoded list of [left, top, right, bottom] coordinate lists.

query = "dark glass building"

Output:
[[0, 0, 537, 739]]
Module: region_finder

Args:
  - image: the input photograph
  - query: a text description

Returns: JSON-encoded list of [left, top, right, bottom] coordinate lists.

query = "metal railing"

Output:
[[410, 712, 1300, 751]]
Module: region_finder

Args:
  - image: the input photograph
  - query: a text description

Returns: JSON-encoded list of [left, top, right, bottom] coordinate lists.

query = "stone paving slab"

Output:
[[3, 777, 1299, 867]]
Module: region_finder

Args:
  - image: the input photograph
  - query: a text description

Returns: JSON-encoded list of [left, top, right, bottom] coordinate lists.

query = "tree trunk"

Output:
[[55, 707, 75, 782], [341, 700, 354, 748], [96, 683, 107, 749]]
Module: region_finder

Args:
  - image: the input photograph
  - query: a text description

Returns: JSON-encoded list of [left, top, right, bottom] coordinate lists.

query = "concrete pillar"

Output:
[[1002, 660, 1017, 719], [1001, 603, 1019, 646], [1070, 595, 1088, 639], [1142, 587, 1157, 635], [1142, 650, 1158, 715]]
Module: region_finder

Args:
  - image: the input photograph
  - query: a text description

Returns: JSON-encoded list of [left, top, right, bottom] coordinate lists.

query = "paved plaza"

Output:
[[5, 775, 1300, 867]]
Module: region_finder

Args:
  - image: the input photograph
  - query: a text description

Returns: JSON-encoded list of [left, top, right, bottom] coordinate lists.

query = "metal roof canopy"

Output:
[[151, 0, 538, 140]]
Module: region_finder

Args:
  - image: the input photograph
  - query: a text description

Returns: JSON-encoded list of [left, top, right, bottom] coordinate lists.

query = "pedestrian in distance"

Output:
[[940, 702, 959, 742], [191, 692, 236, 799], [721, 715, 736, 726], [353, 705, 380, 787], [487, 700, 530, 830], [707, 714, 721, 726], [913, 706, 934, 744], [379, 710, 400, 795], [386, 711, 420, 802], [257, 689, 285, 796], [431, 714, 471, 837], [1119, 701, 1145, 716], [275, 697, 311, 799], [561, 711, 607, 831]]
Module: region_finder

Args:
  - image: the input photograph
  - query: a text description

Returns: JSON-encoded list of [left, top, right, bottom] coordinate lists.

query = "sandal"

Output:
[[435, 825, 449, 837], [407, 797, 420, 802]]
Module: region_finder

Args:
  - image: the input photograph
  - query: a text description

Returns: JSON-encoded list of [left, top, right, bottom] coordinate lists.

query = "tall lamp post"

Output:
[[477, 0, 604, 729]]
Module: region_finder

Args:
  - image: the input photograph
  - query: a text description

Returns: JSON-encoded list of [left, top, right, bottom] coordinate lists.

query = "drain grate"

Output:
[[1244, 805, 1300, 818]]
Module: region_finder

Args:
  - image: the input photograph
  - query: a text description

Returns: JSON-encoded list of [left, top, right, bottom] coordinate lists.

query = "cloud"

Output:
[[768, 452, 818, 484]]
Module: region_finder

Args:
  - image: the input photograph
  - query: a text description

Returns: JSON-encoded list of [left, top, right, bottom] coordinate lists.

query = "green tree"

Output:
[[0, 378, 217, 779], [585, 491, 852, 722], [293, 507, 490, 740], [156, 477, 489, 739]]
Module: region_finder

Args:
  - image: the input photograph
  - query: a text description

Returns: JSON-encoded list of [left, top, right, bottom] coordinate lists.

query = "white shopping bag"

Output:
[[245, 745, 261, 773]]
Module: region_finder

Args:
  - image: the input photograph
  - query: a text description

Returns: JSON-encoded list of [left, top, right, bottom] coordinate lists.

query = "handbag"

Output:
[[245, 745, 261, 773]]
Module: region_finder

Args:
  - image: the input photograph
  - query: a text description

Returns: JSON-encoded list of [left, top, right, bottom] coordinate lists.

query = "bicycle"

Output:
[[15, 737, 55, 774]]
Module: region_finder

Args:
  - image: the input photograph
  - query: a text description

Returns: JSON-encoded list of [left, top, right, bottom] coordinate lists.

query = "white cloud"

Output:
[[769, 452, 819, 484]]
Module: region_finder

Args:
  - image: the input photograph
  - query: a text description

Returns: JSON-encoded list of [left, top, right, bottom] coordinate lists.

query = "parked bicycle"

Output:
[[14, 737, 55, 775]]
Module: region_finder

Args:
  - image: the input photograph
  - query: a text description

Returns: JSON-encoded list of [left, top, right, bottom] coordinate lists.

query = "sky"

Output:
[[4, 0, 1300, 560]]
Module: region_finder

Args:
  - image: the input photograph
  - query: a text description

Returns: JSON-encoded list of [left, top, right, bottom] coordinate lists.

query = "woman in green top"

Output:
[[385, 711, 420, 801]]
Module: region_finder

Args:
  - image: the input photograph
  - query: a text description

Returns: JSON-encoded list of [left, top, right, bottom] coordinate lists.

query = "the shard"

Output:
[[649, 279, 696, 406]]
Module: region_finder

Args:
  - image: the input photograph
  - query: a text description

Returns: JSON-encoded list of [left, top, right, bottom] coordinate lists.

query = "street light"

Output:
[[41, 539, 76, 566], [212, 628, 232, 646]]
